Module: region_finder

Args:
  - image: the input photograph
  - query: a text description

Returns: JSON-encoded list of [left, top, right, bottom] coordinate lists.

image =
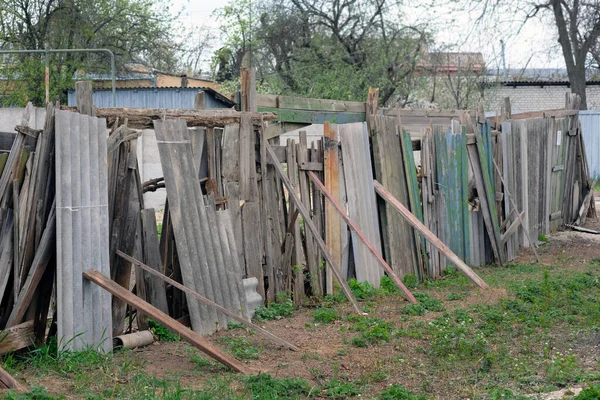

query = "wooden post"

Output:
[[75, 81, 96, 117], [323, 122, 341, 294], [194, 91, 206, 110]]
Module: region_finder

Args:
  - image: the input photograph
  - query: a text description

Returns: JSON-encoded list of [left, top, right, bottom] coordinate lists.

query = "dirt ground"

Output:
[[11, 195, 600, 399]]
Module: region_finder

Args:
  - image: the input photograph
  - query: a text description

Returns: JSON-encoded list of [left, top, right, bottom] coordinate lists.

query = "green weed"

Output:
[[218, 337, 261, 360], [380, 275, 399, 293], [1, 386, 60, 400], [321, 378, 361, 398], [401, 293, 444, 316], [244, 373, 313, 399], [313, 307, 340, 323], [347, 316, 394, 347], [379, 384, 425, 400], [148, 319, 180, 342], [254, 295, 294, 321], [348, 278, 379, 299], [538, 234, 550, 243], [402, 274, 419, 289]]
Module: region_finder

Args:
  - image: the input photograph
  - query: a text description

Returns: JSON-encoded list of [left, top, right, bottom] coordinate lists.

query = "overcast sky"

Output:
[[172, 0, 566, 73]]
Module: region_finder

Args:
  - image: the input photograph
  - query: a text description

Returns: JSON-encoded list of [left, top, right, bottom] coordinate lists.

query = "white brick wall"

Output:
[[484, 85, 600, 113]]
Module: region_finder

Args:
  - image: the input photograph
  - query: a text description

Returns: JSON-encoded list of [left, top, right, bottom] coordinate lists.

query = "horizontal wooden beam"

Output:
[[383, 108, 475, 118], [60, 106, 276, 129], [83, 269, 250, 374], [0, 320, 35, 355], [373, 180, 488, 289], [259, 107, 365, 124], [257, 95, 366, 113]]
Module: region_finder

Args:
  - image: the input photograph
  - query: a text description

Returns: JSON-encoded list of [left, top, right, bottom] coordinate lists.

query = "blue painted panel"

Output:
[[434, 125, 470, 265], [67, 88, 232, 109]]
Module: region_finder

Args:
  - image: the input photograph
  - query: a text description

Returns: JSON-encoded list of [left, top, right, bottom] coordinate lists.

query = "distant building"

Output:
[[67, 86, 235, 109], [483, 68, 600, 111], [417, 52, 486, 76], [75, 63, 221, 91]]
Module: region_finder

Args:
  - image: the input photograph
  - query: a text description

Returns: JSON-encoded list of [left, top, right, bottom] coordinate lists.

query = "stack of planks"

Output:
[[0, 102, 58, 353]]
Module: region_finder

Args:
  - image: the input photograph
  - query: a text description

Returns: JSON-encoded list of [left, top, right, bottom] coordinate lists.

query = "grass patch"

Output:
[[347, 316, 394, 347], [243, 373, 313, 399], [253, 296, 294, 321], [379, 384, 426, 400], [321, 378, 361, 398], [148, 319, 180, 342], [400, 293, 444, 316], [313, 307, 340, 323], [348, 278, 379, 299], [218, 337, 261, 360]]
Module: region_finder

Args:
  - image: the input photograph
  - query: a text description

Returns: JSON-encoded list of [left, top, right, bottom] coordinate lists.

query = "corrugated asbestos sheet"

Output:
[[579, 111, 600, 179], [55, 110, 112, 352], [153, 119, 248, 335], [340, 122, 384, 287]]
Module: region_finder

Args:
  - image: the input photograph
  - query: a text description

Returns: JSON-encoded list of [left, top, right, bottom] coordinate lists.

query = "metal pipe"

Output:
[[0, 48, 116, 106]]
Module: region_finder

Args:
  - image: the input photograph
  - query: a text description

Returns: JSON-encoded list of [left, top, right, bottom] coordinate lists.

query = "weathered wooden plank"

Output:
[[266, 143, 364, 314], [0, 320, 34, 355], [323, 122, 341, 294], [75, 81, 96, 117], [340, 123, 384, 287], [6, 207, 55, 327], [140, 209, 169, 314], [241, 201, 265, 299], [370, 115, 418, 278], [258, 107, 366, 124], [286, 139, 304, 305], [60, 106, 277, 129], [297, 132, 321, 296], [0, 366, 27, 392], [83, 269, 249, 374], [374, 181, 488, 289], [275, 96, 366, 113]]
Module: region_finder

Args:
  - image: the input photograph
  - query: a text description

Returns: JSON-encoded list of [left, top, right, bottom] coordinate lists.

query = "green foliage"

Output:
[[401, 293, 444, 316], [148, 319, 180, 342], [313, 307, 340, 323], [253, 297, 295, 321], [321, 378, 361, 398], [190, 354, 212, 369], [348, 278, 379, 299], [428, 310, 487, 360], [538, 234, 550, 243], [447, 292, 466, 301], [379, 384, 425, 400], [0, 0, 179, 106], [218, 337, 261, 360], [546, 353, 583, 386], [348, 316, 394, 347], [243, 373, 313, 399], [1, 387, 59, 400], [402, 274, 419, 289], [575, 384, 600, 399], [485, 388, 530, 399], [380, 275, 399, 293]]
